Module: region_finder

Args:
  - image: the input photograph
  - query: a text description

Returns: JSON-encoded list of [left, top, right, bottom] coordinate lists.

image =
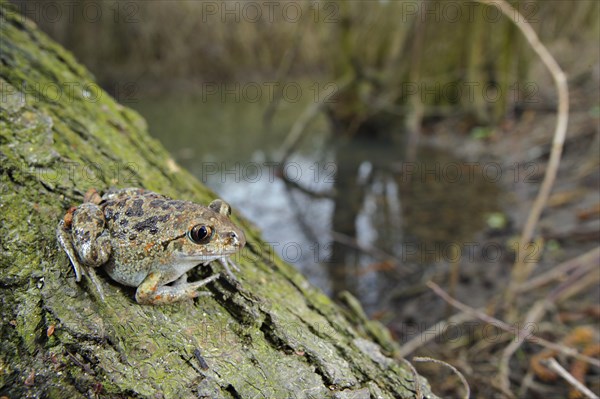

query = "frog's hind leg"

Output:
[[135, 272, 219, 305], [56, 221, 106, 300], [102, 187, 159, 201]]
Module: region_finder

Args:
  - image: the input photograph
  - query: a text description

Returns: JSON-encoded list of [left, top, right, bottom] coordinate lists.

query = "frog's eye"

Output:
[[188, 225, 213, 244]]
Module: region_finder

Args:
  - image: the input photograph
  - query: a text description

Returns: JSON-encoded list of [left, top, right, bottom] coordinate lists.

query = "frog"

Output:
[[56, 188, 246, 305]]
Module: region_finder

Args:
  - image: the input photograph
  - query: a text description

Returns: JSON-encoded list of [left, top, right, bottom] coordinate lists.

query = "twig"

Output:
[[399, 358, 423, 399], [277, 75, 354, 164], [516, 370, 537, 399], [262, 8, 309, 133], [426, 281, 600, 367], [498, 300, 547, 395], [518, 247, 600, 292], [279, 174, 335, 199], [398, 312, 475, 357], [413, 356, 470, 399], [504, 262, 598, 395], [447, 244, 460, 318], [548, 259, 600, 303], [540, 358, 599, 399], [404, 0, 427, 164], [475, 0, 570, 298], [330, 231, 399, 267]]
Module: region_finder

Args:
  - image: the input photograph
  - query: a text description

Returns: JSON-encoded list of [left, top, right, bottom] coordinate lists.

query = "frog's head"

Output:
[[171, 199, 246, 264]]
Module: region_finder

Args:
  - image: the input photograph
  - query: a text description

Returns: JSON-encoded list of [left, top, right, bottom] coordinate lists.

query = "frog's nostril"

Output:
[[229, 231, 245, 246], [226, 230, 246, 247]]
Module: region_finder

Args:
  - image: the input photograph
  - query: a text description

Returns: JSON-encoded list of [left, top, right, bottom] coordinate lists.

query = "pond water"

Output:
[[131, 90, 501, 313]]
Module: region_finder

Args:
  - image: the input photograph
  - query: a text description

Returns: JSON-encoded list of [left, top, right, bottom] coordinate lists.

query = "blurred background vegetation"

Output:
[[15, 0, 598, 127], [11, 1, 599, 397]]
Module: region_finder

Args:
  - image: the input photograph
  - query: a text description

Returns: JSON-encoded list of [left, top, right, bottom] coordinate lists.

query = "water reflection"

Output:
[[132, 94, 501, 312], [323, 137, 501, 311]]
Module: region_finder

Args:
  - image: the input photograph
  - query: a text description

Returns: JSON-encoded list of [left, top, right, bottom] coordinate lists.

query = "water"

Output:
[[131, 91, 501, 312]]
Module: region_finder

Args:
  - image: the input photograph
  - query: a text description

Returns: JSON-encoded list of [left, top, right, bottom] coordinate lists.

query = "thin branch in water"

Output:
[[277, 75, 354, 164], [279, 173, 336, 199], [330, 231, 399, 268]]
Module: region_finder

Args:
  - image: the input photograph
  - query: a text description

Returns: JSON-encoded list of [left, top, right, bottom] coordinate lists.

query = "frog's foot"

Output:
[[218, 257, 240, 282], [84, 266, 106, 301], [135, 272, 219, 305], [56, 221, 84, 282]]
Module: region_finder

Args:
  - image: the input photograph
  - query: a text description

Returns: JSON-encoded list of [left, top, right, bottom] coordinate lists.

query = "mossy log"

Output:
[[0, 3, 438, 398]]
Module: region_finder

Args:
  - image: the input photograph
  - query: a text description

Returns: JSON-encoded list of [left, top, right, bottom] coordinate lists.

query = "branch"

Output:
[[398, 312, 475, 358], [517, 247, 600, 292], [540, 358, 599, 399], [473, 0, 570, 298], [426, 282, 600, 367], [413, 356, 470, 399], [277, 75, 354, 164]]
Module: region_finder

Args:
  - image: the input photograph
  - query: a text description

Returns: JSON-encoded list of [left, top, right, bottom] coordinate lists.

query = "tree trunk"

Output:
[[0, 3, 438, 398]]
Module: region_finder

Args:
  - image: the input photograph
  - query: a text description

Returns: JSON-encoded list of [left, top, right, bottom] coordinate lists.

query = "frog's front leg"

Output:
[[135, 271, 220, 305]]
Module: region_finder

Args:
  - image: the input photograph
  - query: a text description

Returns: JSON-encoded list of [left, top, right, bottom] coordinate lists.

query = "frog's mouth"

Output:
[[175, 253, 215, 263], [176, 252, 238, 263]]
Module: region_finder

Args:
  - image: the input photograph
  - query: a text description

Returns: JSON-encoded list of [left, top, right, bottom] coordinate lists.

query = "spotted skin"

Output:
[[56, 188, 246, 305]]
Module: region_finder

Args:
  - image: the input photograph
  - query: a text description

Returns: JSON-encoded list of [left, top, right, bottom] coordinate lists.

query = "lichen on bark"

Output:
[[0, 3, 438, 398]]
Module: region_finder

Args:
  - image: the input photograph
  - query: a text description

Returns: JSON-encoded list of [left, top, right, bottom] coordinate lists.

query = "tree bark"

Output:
[[0, 3, 438, 398]]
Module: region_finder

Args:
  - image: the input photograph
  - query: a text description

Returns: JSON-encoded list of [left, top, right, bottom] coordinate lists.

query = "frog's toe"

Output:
[[84, 267, 106, 301], [56, 221, 83, 282], [173, 272, 188, 286], [218, 257, 240, 281]]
